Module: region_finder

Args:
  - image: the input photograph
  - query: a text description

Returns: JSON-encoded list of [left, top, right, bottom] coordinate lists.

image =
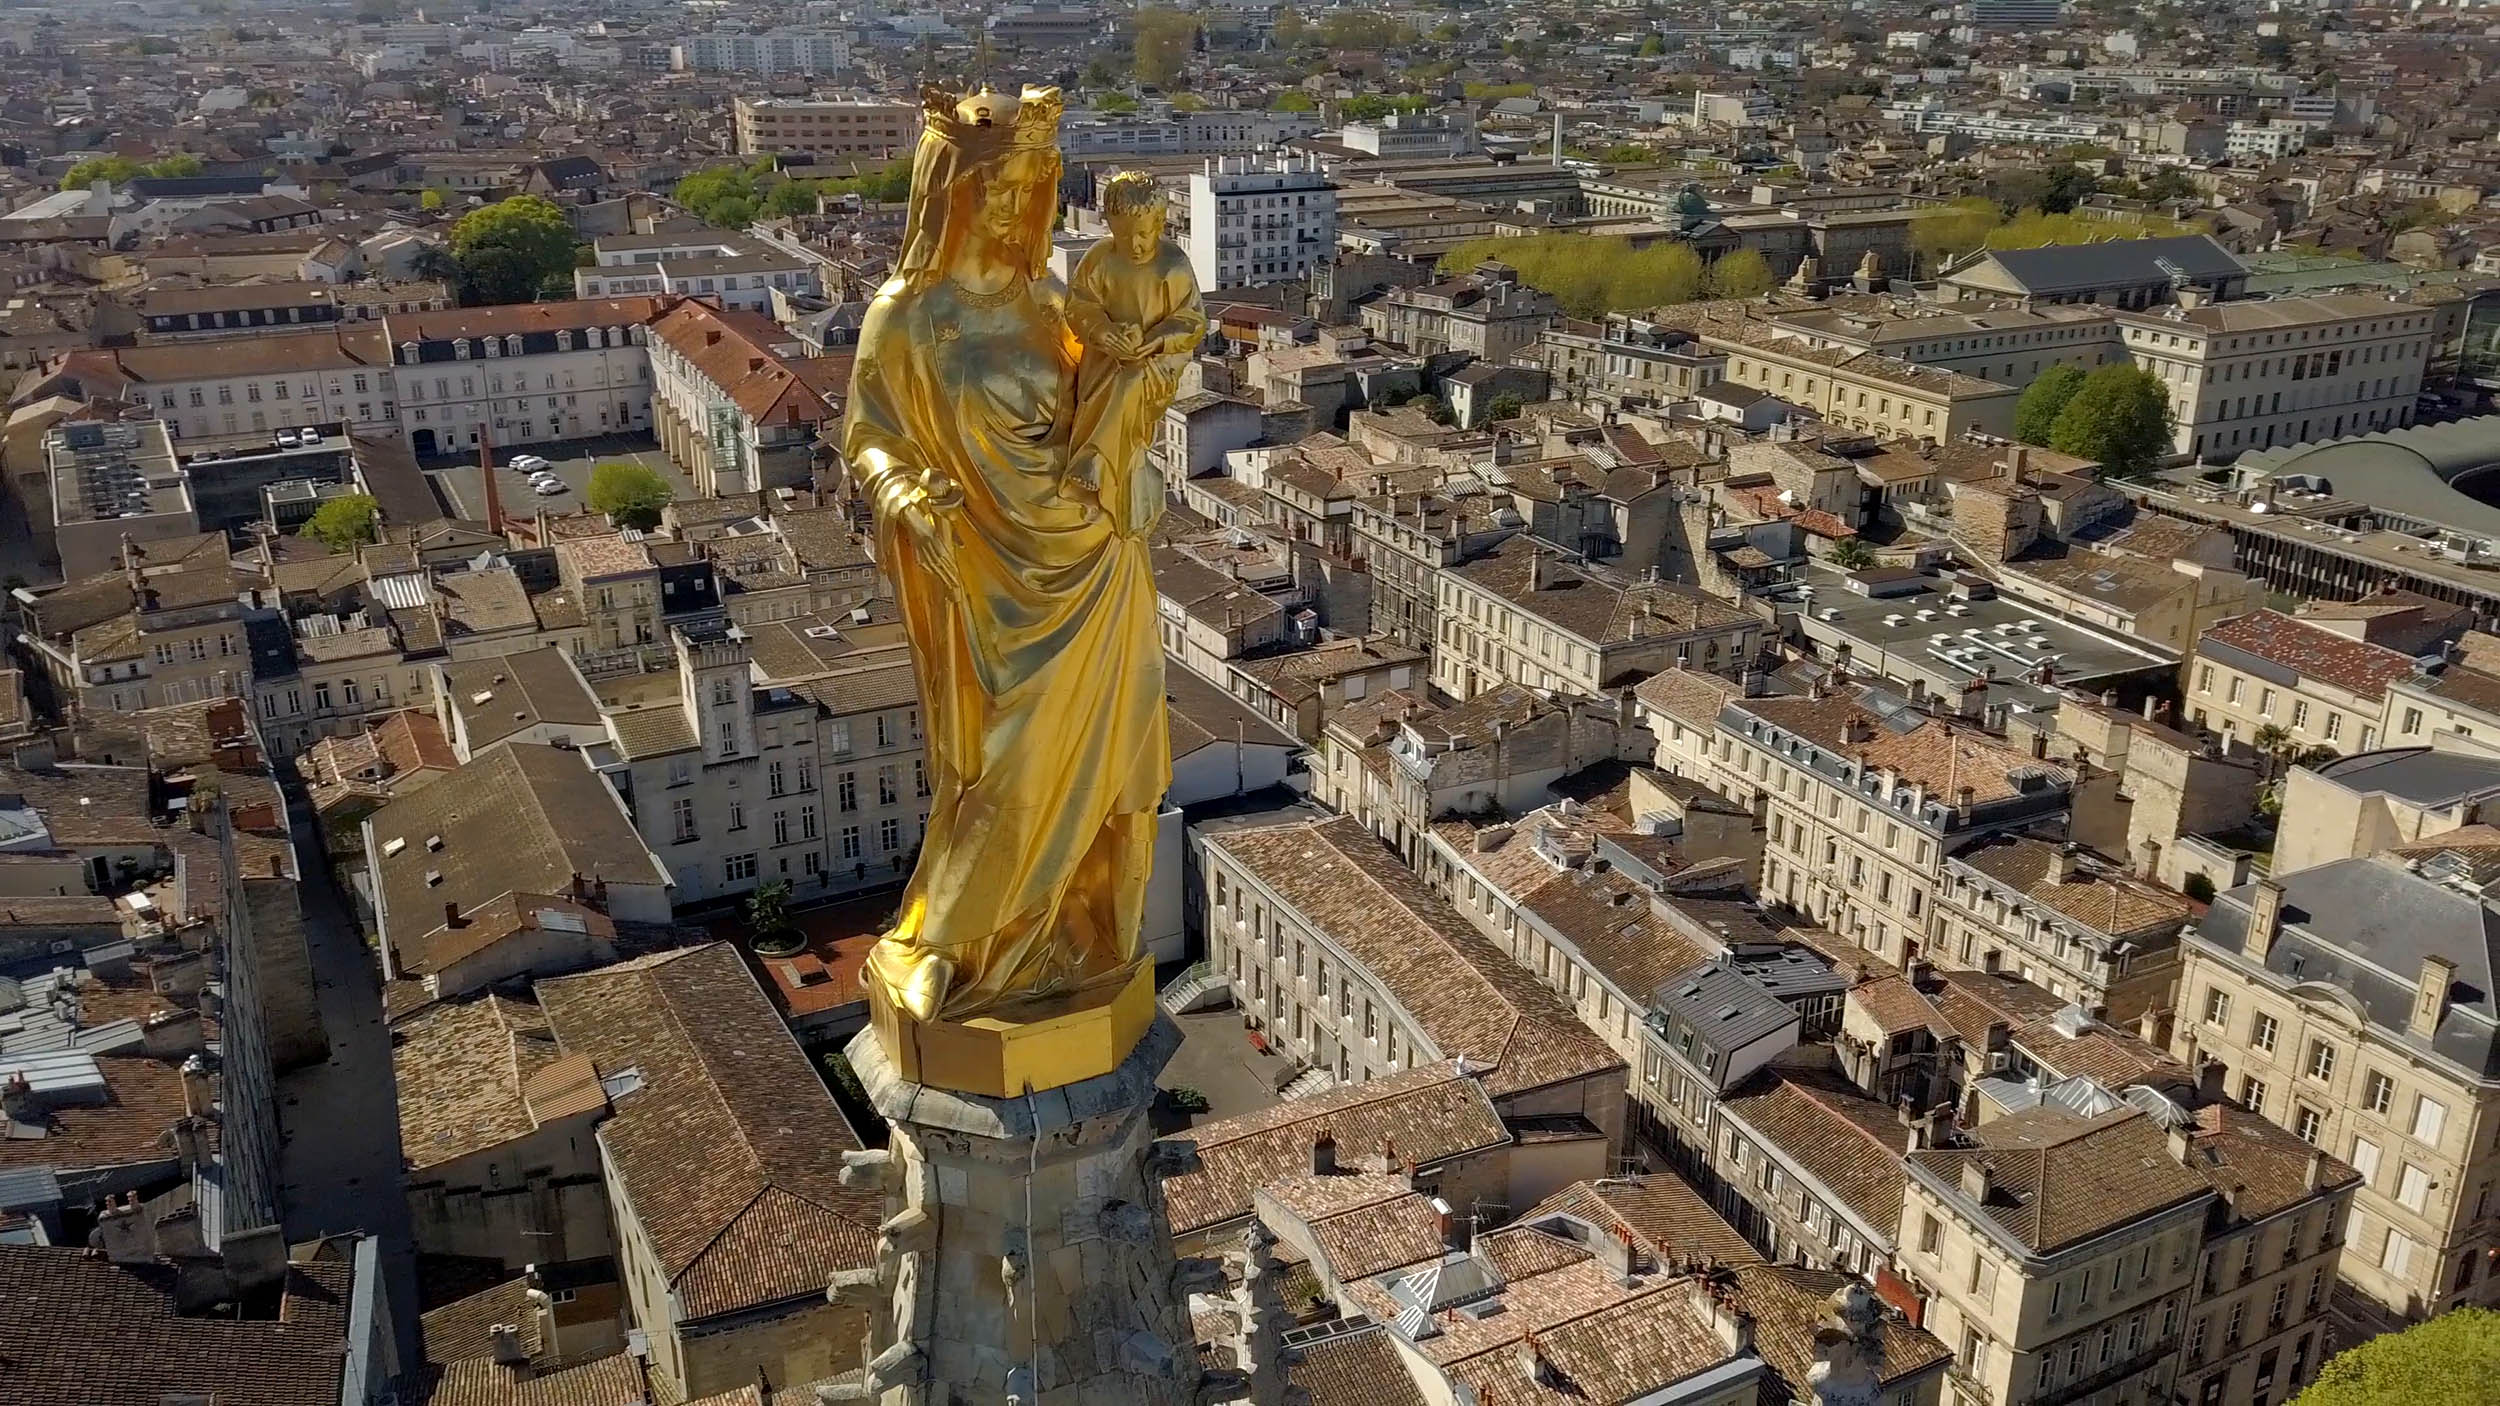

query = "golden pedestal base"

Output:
[[866, 961, 1159, 1099]]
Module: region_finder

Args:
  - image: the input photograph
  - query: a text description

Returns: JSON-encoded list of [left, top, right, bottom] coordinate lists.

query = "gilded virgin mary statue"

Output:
[[842, 86, 1201, 1029]]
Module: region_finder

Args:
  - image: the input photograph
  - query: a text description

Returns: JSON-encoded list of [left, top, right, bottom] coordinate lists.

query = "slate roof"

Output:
[[1952, 234, 2245, 297], [534, 944, 876, 1321], [2199, 855, 2500, 1078]]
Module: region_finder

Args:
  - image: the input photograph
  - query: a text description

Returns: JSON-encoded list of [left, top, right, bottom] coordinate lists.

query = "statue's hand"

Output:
[[1096, 325, 1144, 362], [874, 468, 962, 594]]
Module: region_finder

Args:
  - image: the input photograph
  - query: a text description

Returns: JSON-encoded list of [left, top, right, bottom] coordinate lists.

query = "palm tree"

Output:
[[2251, 723, 2294, 772], [1830, 537, 1877, 571], [747, 879, 803, 957]]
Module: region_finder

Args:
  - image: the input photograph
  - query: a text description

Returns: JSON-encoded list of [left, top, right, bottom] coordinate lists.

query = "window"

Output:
[[838, 773, 858, 811], [2306, 1040, 2336, 1082], [727, 800, 745, 832], [840, 825, 862, 860], [2351, 1137, 2380, 1184], [800, 803, 818, 840], [2365, 1070, 2394, 1115], [2242, 1075, 2268, 1115], [2413, 1095, 2446, 1144], [2326, 712, 2343, 741], [797, 757, 815, 792], [879, 816, 901, 851], [1969, 1256, 1996, 1307], [878, 766, 899, 805], [2296, 1105, 2323, 1144], [772, 810, 789, 845], [2253, 1012, 2279, 1052], [2293, 700, 2310, 729], [2398, 1163, 2431, 1213], [768, 760, 786, 796], [671, 797, 696, 841], [1919, 1213, 1942, 1254], [2380, 1226, 2415, 1278], [2204, 987, 2231, 1026], [725, 853, 758, 882]]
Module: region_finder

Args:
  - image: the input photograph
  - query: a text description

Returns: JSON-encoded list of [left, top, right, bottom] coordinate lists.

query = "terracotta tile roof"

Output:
[[1261, 1173, 1451, 1280], [420, 1276, 545, 1366], [1954, 837, 2193, 940], [2200, 609, 2424, 702], [1632, 667, 1751, 732], [1516, 862, 1713, 1004], [1721, 1070, 1911, 1236], [535, 943, 876, 1320], [1922, 969, 2068, 1051], [1164, 1061, 1509, 1235], [2182, 1101, 2359, 1222], [1210, 817, 1625, 1099], [1729, 1264, 1952, 1393], [0, 1246, 351, 1406], [418, 1352, 650, 1406], [1910, 1107, 2211, 1255], [1290, 1325, 1429, 1406], [648, 301, 844, 425], [2008, 1012, 2188, 1091], [1521, 1178, 1762, 1271], [1728, 693, 2065, 807], [1849, 974, 1949, 1038], [0, 1054, 194, 1176], [1452, 537, 1756, 653], [395, 994, 559, 1172], [390, 297, 667, 342]]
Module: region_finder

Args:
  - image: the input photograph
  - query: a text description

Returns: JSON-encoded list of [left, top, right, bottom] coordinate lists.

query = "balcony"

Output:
[[2035, 1336, 2177, 1406]]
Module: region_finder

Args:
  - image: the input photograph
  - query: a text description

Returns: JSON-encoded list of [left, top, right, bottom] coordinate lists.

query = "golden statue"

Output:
[[843, 85, 1205, 1035]]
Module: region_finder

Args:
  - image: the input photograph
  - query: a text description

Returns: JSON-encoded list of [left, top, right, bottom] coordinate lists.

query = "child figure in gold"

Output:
[[1066, 171, 1207, 537]]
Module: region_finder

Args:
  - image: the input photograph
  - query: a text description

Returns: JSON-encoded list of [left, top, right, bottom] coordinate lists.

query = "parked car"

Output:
[[511, 453, 550, 471], [532, 478, 565, 495], [275, 429, 301, 448], [299, 430, 325, 447]]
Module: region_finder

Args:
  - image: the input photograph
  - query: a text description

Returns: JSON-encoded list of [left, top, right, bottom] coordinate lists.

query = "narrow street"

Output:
[[274, 785, 422, 1367]]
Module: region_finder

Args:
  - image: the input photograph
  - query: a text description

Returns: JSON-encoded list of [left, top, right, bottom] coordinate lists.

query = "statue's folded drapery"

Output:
[[843, 270, 1170, 1022]]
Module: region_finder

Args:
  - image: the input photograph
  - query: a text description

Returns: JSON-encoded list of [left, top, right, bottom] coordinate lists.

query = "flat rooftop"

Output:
[[1789, 565, 2176, 717]]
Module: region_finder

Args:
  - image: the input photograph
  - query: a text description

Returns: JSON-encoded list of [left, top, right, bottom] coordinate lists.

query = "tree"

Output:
[[587, 461, 673, 529], [448, 195, 581, 304], [1406, 393, 1452, 425], [419, 188, 446, 211], [148, 152, 202, 178], [764, 180, 821, 217], [2049, 365, 2174, 477], [747, 879, 803, 957], [1437, 233, 1700, 318], [2014, 364, 2089, 446], [1705, 249, 1775, 299], [1272, 90, 1317, 112], [59, 155, 142, 191], [1638, 34, 1665, 56], [1097, 91, 1139, 115], [2292, 1306, 2500, 1406], [304, 494, 379, 553], [1830, 536, 1876, 570], [1910, 197, 2003, 270], [1170, 93, 1209, 112], [2182, 872, 2216, 904], [1485, 393, 1525, 423], [1273, 7, 1306, 46], [1134, 9, 1197, 88]]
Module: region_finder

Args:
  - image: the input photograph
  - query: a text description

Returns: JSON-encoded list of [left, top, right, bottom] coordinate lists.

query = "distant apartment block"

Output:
[[733, 97, 921, 160]]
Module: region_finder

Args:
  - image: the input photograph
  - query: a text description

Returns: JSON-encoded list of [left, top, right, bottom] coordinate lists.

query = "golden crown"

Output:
[[919, 84, 1063, 162]]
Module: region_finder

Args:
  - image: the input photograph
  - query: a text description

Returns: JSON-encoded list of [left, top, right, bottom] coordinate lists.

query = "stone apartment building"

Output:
[[1432, 537, 1762, 703], [2175, 860, 2500, 1323], [1936, 836, 2193, 1021], [2116, 294, 2435, 461], [1711, 681, 2075, 971], [1900, 1107, 2213, 1406], [1200, 814, 1629, 1177], [19, 533, 248, 720], [2186, 608, 2434, 753], [387, 297, 666, 457], [2171, 1106, 2360, 1406], [1360, 265, 1560, 363], [732, 97, 921, 158], [646, 300, 843, 498], [50, 326, 400, 446]]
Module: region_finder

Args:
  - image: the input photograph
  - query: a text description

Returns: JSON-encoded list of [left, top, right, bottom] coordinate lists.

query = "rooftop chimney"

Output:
[[2246, 878, 2286, 962], [1597, 1225, 1641, 1287], [180, 1053, 214, 1118], [2411, 955, 2458, 1040], [1960, 1160, 1994, 1203], [1311, 1128, 1338, 1176], [490, 1324, 529, 1367]]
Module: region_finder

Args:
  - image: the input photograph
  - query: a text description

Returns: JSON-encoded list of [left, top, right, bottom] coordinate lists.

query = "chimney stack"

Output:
[[1960, 1160, 1993, 1203], [2411, 955, 2458, 1040], [180, 1053, 214, 1118], [490, 1324, 529, 1367], [1311, 1128, 1338, 1176], [2246, 878, 2286, 962], [1597, 1225, 1641, 1287]]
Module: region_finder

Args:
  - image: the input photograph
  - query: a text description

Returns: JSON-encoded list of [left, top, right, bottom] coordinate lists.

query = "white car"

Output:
[[275, 429, 301, 448], [511, 454, 551, 472], [532, 478, 566, 495], [299, 430, 325, 447]]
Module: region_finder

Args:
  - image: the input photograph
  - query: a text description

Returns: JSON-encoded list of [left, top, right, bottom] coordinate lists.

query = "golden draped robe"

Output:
[[842, 273, 1170, 1020]]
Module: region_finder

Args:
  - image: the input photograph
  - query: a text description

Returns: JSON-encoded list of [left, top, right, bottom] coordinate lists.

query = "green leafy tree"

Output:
[[1273, 7, 1306, 46], [1273, 90, 1317, 112], [1321, 13, 1413, 48], [586, 461, 674, 529], [304, 494, 380, 553], [1485, 393, 1526, 423], [1910, 196, 2003, 269], [2292, 1306, 2500, 1406], [1704, 249, 1775, 299], [2048, 364, 2174, 477], [448, 195, 581, 305], [1437, 233, 1702, 318], [1638, 34, 1665, 56], [747, 879, 803, 956], [59, 155, 143, 190], [2013, 364, 2089, 445], [419, 188, 446, 211], [1097, 91, 1140, 114], [1406, 393, 1453, 425], [764, 180, 822, 217], [1170, 93, 1209, 112], [147, 153, 203, 178], [1829, 536, 1876, 570], [1134, 8, 1197, 88]]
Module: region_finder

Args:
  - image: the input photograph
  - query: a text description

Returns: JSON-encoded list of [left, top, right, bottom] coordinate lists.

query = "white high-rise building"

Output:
[[672, 28, 850, 77], [1184, 154, 1337, 293]]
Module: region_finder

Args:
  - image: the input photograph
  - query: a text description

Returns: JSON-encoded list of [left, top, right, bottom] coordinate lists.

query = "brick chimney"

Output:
[[2411, 955, 2458, 1040], [2246, 878, 2286, 962]]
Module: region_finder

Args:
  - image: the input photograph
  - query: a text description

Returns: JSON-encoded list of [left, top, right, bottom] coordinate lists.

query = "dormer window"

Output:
[[453, 339, 472, 359], [399, 341, 419, 364], [483, 338, 501, 357], [556, 330, 574, 351], [504, 335, 523, 357]]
